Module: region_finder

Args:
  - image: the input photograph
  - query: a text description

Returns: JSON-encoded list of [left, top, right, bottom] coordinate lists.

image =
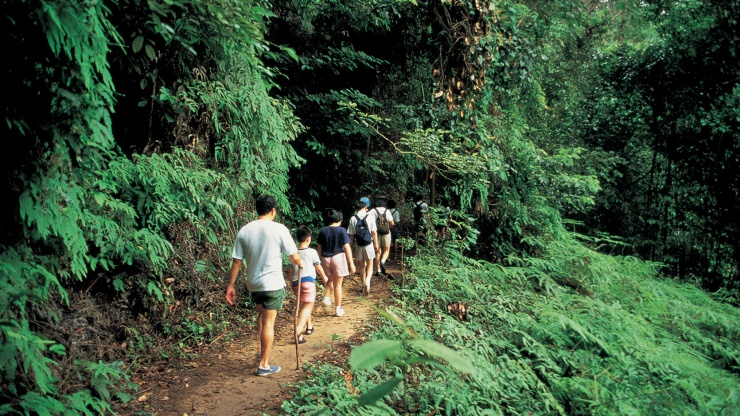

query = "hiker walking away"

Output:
[[292, 225, 328, 343], [435, 199, 452, 240], [348, 197, 377, 295], [317, 209, 356, 317], [225, 195, 304, 377], [387, 199, 401, 260], [369, 198, 394, 275], [413, 194, 429, 237]]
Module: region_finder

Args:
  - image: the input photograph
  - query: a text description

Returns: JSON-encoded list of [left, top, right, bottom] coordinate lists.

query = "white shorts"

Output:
[[321, 253, 350, 278], [354, 243, 376, 261]]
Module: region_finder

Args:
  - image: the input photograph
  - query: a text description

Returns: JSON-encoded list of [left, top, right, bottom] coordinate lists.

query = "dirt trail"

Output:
[[118, 260, 402, 415]]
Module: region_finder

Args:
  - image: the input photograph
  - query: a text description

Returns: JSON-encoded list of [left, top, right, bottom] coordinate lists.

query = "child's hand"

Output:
[[322, 275, 328, 285]]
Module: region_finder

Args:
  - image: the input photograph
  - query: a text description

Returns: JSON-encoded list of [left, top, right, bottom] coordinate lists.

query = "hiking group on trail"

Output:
[[224, 194, 426, 377]]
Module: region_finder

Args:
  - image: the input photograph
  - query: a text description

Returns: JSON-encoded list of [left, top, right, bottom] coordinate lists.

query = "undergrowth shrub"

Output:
[[283, 233, 740, 415], [2, 0, 303, 412]]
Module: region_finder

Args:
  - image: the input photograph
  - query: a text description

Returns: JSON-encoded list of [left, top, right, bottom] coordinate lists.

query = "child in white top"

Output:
[[293, 226, 328, 343]]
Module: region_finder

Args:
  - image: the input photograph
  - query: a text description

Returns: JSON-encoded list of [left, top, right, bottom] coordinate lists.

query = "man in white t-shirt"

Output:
[[225, 195, 304, 377]]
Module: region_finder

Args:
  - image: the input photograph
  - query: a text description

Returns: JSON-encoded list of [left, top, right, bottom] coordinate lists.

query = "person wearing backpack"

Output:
[[413, 194, 429, 236], [368, 198, 394, 275], [387, 199, 401, 259], [348, 197, 377, 295]]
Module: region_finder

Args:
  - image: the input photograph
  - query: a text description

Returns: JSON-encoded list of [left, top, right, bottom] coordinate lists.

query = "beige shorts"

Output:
[[321, 253, 350, 278], [354, 243, 376, 261], [377, 232, 391, 248]]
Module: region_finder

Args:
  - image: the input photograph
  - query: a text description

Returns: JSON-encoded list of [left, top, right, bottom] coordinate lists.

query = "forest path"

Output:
[[119, 259, 402, 415]]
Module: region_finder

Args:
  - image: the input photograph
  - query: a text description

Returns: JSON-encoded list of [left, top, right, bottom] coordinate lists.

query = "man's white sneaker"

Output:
[[335, 306, 345, 317], [323, 296, 331, 306]]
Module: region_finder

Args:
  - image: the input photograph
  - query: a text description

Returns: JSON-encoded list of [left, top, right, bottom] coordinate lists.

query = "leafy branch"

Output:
[[338, 101, 489, 182]]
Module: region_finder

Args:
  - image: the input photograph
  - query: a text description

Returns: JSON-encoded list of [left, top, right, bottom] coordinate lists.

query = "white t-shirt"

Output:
[[231, 219, 298, 292], [367, 207, 394, 227], [347, 210, 377, 235], [293, 248, 320, 283], [415, 201, 429, 213], [390, 208, 401, 224]]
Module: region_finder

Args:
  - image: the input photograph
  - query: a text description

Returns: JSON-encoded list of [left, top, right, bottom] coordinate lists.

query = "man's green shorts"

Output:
[[249, 288, 286, 311]]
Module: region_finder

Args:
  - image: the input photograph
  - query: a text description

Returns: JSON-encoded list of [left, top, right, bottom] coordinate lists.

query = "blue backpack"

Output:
[[353, 214, 373, 246]]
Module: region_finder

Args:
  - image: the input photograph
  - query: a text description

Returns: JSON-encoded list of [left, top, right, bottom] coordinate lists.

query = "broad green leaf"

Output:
[[357, 377, 402, 407], [408, 339, 474, 374], [145, 45, 156, 60], [132, 36, 144, 53], [349, 339, 402, 371]]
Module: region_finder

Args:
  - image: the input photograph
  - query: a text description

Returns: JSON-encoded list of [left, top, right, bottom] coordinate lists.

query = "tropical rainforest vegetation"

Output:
[[1, 0, 738, 414]]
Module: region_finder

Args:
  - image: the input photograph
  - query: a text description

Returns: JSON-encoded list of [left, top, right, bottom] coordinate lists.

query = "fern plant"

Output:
[[283, 231, 740, 415]]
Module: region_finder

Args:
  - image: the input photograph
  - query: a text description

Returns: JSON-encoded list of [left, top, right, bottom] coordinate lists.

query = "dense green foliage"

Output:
[[284, 238, 740, 414], [1, 0, 738, 413], [1, 0, 301, 412], [536, 1, 740, 293]]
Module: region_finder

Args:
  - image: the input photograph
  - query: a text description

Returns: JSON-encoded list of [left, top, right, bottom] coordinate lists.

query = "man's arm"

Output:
[[289, 251, 305, 269], [225, 259, 242, 305]]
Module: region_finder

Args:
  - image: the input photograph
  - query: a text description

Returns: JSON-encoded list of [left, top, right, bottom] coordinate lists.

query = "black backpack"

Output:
[[353, 214, 373, 246], [374, 208, 390, 235], [413, 202, 423, 222]]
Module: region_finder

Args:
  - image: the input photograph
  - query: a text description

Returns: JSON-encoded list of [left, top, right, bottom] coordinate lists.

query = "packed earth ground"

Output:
[[115, 260, 401, 415]]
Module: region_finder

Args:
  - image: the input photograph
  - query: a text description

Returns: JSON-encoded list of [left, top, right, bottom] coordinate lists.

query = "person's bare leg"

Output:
[[380, 247, 390, 271], [364, 259, 374, 293], [356, 259, 366, 285], [296, 303, 314, 338], [256, 305, 264, 355], [357, 258, 365, 289], [323, 278, 333, 305], [258, 306, 278, 369], [333, 275, 344, 307]]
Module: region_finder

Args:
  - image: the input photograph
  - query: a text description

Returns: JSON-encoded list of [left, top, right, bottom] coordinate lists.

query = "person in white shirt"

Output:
[[292, 225, 328, 341], [225, 195, 304, 377], [413, 194, 429, 236], [348, 197, 377, 294], [367, 198, 394, 275], [387, 199, 402, 259]]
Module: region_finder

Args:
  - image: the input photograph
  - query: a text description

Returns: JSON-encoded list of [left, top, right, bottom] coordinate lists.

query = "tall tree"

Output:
[[570, 0, 740, 292]]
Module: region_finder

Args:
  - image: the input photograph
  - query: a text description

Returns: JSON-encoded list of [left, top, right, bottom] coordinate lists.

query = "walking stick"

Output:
[[294, 266, 302, 370]]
